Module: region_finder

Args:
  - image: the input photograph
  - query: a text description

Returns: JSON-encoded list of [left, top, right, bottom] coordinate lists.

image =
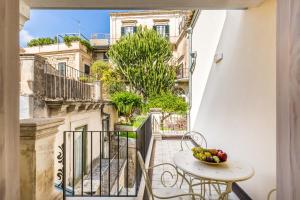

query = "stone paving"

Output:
[[75, 158, 126, 196], [151, 139, 239, 200]]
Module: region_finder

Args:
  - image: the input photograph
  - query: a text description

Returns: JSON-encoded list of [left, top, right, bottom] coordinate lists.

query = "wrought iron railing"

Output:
[[44, 63, 97, 100], [176, 65, 189, 79], [90, 32, 180, 46], [58, 115, 153, 199], [160, 114, 188, 135]]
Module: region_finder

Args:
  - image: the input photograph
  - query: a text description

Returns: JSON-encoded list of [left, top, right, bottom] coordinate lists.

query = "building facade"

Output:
[[20, 44, 119, 197], [109, 10, 192, 99], [23, 41, 93, 76]]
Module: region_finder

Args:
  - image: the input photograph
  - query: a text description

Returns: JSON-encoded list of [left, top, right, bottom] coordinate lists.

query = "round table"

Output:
[[173, 151, 254, 199]]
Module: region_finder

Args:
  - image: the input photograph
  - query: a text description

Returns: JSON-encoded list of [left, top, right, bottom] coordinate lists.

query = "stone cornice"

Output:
[[110, 10, 191, 17], [20, 54, 47, 62], [20, 118, 64, 140]]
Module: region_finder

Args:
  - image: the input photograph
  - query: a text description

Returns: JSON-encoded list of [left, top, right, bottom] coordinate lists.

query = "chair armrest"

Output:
[[148, 162, 178, 170], [153, 192, 205, 200], [147, 163, 192, 188]]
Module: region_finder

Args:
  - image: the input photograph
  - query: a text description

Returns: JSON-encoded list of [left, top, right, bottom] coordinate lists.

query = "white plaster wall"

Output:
[[191, 0, 276, 199], [19, 96, 30, 119], [54, 110, 102, 185], [190, 10, 227, 122]]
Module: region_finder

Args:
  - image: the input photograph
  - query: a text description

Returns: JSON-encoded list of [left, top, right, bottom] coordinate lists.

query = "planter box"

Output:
[[114, 123, 137, 132]]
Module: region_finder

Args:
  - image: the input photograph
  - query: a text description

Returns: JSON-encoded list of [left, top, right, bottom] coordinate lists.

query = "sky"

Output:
[[20, 9, 122, 47]]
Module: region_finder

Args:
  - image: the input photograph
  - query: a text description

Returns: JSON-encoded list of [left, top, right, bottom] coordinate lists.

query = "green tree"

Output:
[[111, 91, 142, 123], [108, 26, 177, 99], [146, 93, 188, 128], [91, 60, 124, 95]]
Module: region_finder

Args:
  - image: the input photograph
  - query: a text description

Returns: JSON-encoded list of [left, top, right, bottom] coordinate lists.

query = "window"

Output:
[[74, 125, 88, 181], [103, 53, 108, 60], [58, 62, 66, 76], [153, 25, 170, 39], [84, 64, 90, 75], [121, 26, 137, 36]]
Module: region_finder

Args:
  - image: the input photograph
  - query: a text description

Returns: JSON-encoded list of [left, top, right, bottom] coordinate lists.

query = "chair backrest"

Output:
[[137, 151, 154, 200], [267, 189, 276, 200], [180, 131, 207, 151]]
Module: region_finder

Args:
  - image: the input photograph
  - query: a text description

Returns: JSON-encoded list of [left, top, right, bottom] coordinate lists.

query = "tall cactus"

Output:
[[108, 26, 177, 99]]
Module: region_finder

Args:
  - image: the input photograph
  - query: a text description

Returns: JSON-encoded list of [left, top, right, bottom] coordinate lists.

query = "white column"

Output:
[[20, 0, 30, 30], [0, 0, 20, 200], [277, 0, 300, 199], [20, 118, 64, 200]]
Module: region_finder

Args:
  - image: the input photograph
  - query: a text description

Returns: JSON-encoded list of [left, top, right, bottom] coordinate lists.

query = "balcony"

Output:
[[90, 33, 111, 48], [176, 65, 189, 81], [93, 32, 180, 46], [44, 64, 98, 101], [20, 54, 101, 103], [58, 115, 153, 199]]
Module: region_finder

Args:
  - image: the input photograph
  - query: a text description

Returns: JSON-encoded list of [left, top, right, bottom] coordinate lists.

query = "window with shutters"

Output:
[[84, 64, 90, 75], [58, 62, 66, 76], [121, 26, 137, 36], [153, 25, 170, 39], [74, 125, 88, 181]]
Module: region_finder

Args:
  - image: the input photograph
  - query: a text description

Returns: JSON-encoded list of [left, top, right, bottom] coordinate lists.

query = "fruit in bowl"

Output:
[[192, 147, 227, 164]]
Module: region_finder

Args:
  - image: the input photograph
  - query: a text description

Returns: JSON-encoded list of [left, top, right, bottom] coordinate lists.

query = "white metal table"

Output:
[[173, 151, 254, 199]]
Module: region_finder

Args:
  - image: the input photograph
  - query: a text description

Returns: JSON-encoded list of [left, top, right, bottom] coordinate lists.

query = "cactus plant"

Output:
[[108, 26, 178, 99]]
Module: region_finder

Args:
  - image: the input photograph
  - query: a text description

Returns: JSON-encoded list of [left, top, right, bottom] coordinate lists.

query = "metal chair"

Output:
[[180, 131, 207, 151], [137, 151, 205, 200], [267, 189, 276, 200], [180, 131, 212, 198]]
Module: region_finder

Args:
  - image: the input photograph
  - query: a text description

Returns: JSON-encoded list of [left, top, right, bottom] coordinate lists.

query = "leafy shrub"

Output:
[[27, 37, 57, 47], [91, 60, 125, 95], [27, 36, 93, 53], [111, 91, 142, 122], [63, 36, 93, 53], [146, 93, 187, 114], [146, 93, 188, 128], [132, 116, 147, 128]]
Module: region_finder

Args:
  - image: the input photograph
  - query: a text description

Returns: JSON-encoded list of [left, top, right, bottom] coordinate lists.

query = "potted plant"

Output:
[[111, 91, 142, 131]]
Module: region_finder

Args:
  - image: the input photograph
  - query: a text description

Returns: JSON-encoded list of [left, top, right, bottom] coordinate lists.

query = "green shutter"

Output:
[[133, 26, 137, 33], [165, 25, 170, 39], [121, 27, 125, 36]]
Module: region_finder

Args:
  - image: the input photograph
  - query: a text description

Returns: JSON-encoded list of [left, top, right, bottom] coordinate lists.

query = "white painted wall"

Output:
[[190, 10, 227, 124], [54, 110, 103, 186], [190, 0, 276, 199]]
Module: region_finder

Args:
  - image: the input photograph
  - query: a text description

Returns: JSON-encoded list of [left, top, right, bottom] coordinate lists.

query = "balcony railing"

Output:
[[90, 32, 180, 46], [176, 65, 189, 79], [59, 115, 153, 199], [90, 33, 111, 46], [44, 64, 98, 101]]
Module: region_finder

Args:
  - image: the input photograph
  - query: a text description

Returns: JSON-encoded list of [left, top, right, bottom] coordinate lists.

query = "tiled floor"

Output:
[[151, 139, 239, 200]]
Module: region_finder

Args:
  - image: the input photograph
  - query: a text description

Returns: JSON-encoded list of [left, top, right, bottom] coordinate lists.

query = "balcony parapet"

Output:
[[20, 54, 102, 118]]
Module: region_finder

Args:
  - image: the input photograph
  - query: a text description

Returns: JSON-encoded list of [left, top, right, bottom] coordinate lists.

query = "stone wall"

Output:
[[20, 118, 64, 200], [20, 54, 48, 118]]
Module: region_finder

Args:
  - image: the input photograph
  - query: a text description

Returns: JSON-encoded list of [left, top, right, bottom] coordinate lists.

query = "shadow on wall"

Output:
[[190, 0, 276, 199]]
